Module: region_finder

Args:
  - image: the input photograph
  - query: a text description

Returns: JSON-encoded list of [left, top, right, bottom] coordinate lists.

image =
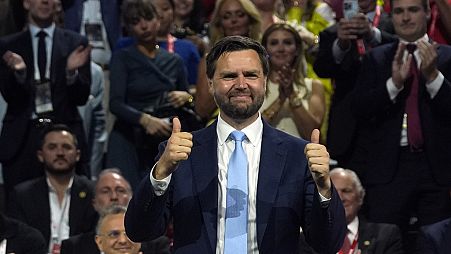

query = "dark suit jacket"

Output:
[[125, 120, 346, 254], [0, 27, 91, 162], [313, 13, 396, 165], [62, 0, 122, 49], [357, 219, 404, 254], [351, 41, 451, 185], [60, 231, 171, 254], [419, 217, 451, 254], [0, 213, 47, 254], [6, 175, 98, 247]]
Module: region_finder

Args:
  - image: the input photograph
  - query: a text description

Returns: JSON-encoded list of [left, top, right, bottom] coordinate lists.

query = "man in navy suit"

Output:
[[351, 0, 451, 246], [0, 0, 92, 198], [125, 36, 346, 254]]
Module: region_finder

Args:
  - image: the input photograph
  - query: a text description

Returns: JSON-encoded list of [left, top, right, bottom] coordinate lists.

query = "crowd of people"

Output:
[[0, 0, 450, 253]]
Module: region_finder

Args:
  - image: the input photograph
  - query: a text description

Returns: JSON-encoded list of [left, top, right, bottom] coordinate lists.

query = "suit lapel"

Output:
[[191, 123, 219, 251], [34, 178, 52, 242], [21, 31, 34, 81], [256, 122, 287, 246], [50, 28, 65, 84], [68, 175, 90, 235]]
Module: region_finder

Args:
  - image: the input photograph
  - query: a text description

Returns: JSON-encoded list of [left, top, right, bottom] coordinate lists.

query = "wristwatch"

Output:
[[289, 93, 303, 108]]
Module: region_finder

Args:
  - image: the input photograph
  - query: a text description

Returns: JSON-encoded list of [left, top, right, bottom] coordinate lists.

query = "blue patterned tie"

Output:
[[224, 130, 248, 254]]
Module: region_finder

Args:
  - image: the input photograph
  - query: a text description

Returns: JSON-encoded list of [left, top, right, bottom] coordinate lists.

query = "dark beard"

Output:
[[43, 161, 76, 177], [214, 92, 264, 120]]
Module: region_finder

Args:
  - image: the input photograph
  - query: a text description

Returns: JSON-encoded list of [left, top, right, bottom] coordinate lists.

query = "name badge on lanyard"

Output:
[[35, 80, 53, 114]]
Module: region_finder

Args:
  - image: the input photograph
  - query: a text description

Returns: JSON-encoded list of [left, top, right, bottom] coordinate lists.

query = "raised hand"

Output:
[[304, 129, 331, 198], [418, 40, 439, 82], [67, 44, 92, 71], [154, 117, 193, 180], [276, 64, 295, 101], [392, 43, 412, 89], [2, 51, 26, 71]]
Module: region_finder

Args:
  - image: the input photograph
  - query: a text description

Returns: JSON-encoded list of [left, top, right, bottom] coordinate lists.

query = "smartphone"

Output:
[[343, 0, 359, 20]]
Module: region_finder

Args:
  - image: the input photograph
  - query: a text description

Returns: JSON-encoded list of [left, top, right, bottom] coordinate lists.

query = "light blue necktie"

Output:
[[224, 130, 248, 254]]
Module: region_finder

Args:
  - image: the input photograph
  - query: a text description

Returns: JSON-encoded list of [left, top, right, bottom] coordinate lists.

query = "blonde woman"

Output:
[[261, 23, 325, 139]]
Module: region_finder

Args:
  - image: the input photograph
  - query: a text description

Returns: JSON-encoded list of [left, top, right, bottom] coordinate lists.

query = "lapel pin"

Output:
[[364, 240, 370, 246], [79, 191, 87, 199]]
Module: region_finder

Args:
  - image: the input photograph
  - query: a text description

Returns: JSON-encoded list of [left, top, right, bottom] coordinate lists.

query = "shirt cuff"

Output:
[[332, 39, 350, 64], [425, 72, 444, 99], [66, 69, 78, 85], [319, 192, 331, 208], [14, 69, 27, 84], [149, 163, 172, 196], [367, 27, 381, 46], [386, 78, 404, 102]]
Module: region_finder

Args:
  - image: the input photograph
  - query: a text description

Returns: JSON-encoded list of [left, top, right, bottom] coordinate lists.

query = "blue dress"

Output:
[[107, 45, 188, 187]]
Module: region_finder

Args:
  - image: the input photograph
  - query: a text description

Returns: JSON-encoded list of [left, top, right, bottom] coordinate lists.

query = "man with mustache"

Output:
[[125, 36, 346, 254], [7, 124, 97, 254]]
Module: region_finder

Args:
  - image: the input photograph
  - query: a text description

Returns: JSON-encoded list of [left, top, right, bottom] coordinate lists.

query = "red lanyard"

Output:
[[357, 6, 382, 56], [372, 5, 381, 28], [167, 34, 175, 53], [338, 232, 359, 254]]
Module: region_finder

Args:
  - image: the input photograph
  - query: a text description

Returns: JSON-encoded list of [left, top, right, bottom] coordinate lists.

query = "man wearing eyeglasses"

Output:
[[61, 169, 170, 254], [95, 205, 142, 254]]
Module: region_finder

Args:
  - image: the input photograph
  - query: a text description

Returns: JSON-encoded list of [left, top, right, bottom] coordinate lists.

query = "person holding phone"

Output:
[[313, 0, 397, 168]]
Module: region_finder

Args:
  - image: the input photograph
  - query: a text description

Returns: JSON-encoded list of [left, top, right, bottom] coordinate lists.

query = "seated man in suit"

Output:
[[0, 211, 47, 254], [95, 205, 142, 254], [7, 124, 98, 254], [418, 189, 451, 254], [313, 0, 396, 168], [330, 168, 404, 254], [125, 35, 346, 253], [61, 168, 170, 254]]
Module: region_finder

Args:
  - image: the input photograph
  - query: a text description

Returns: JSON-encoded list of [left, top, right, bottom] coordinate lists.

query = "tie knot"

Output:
[[37, 30, 47, 39], [230, 131, 246, 142], [406, 43, 416, 54]]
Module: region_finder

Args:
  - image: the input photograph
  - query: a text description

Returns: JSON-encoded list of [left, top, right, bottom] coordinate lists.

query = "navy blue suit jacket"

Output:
[[351, 41, 451, 186], [125, 120, 346, 254], [420, 218, 451, 254]]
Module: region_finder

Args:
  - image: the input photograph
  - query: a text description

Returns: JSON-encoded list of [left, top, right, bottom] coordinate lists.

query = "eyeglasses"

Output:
[[98, 230, 128, 239]]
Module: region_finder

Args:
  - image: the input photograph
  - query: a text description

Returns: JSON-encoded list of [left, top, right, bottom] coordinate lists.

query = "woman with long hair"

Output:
[[261, 23, 325, 139]]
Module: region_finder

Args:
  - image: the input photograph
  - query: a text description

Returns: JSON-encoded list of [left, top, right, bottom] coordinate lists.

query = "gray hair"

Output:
[[330, 167, 366, 205], [95, 205, 128, 235]]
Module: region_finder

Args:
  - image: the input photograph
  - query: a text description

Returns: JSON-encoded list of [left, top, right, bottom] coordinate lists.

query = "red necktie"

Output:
[[405, 44, 424, 151], [339, 233, 352, 254]]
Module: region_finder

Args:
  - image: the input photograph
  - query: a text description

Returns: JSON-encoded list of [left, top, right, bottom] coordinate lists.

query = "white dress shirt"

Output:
[[385, 34, 444, 146], [29, 23, 55, 81], [47, 177, 73, 252]]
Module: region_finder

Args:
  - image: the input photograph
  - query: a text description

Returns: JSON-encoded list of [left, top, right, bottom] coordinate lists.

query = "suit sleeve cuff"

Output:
[[332, 39, 350, 64], [149, 164, 172, 196]]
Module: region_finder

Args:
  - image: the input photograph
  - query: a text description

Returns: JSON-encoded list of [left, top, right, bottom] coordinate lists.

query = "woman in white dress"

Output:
[[261, 22, 325, 140]]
